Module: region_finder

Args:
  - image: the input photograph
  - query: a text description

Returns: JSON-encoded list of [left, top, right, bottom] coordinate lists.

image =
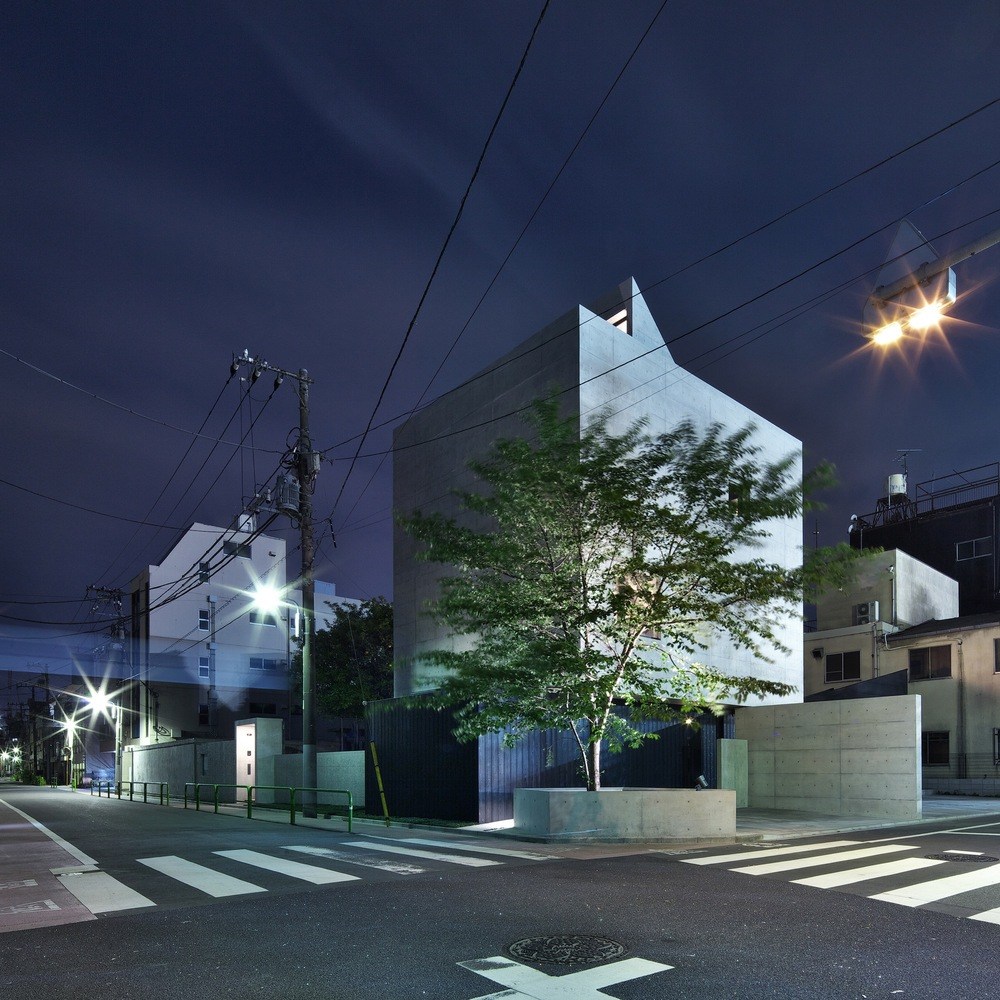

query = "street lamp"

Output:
[[60, 717, 79, 787], [80, 686, 124, 787], [251, 584, 314, 816], [865, 220, 1000, 347]]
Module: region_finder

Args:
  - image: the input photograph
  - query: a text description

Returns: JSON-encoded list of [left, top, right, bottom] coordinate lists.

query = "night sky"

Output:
[[2, 2, 999, 663]]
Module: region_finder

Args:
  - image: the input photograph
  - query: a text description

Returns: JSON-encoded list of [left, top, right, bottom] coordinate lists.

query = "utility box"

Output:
[[235, 717, 283, 803]]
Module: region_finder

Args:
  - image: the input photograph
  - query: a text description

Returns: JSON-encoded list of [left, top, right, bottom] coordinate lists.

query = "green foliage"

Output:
[[398, 399, 838, 790], [313, 597, 393, 718]]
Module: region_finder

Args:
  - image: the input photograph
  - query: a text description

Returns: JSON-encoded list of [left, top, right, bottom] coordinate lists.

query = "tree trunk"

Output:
[[588, 739, 601, 791]]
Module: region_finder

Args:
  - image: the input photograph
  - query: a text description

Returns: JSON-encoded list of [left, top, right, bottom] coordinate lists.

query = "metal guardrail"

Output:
[[182, 782, 353, 830], [89, 780, 169, 805]]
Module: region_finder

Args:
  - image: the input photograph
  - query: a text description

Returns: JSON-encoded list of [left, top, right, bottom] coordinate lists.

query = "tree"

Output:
[[398, 399, 834, 791], [313, 597, 393, 719]]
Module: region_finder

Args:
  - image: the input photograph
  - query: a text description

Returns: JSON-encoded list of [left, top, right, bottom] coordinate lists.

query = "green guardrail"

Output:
[[183, 782, 353, 831], [89, 780, 169, 805]]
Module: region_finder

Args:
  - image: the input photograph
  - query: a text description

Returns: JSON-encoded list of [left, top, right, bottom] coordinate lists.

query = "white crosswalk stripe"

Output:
[[731, 843, 915, 876], [213, 849, 360, 884], [397, 838, 558, 861], [284, 844, 426, 874], [137, 856, 267, 897], [682, 840, 1000, 923], [681, 840, 859, 866], [869, 862, 1000, 908], [339, 841, 502, 867], [792, 856, 947, 889], [97, 836, 550, 913]]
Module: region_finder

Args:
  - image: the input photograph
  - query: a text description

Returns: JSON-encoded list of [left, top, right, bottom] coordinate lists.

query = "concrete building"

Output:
[[804, 549, 1000, 784], [384, 280, 804, 822], [850, 462, 1000, 615], [394, 278, 803, 700], [127, 518, 359, 757], [804, 549, 958, 696]]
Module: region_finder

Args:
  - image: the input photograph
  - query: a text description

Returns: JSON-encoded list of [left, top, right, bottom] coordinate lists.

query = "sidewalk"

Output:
[[731, 793, 1000, 842], [0, 791, 99, 933]]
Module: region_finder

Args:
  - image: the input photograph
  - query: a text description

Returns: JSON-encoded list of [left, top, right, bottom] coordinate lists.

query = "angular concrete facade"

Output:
[[393, 279, 803, 704], [736, 696, 922, 820]]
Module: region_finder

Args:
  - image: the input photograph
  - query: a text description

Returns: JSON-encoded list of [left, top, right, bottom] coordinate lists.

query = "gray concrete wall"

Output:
[[268, 751, 365, 809], [718, 738, 748, 807], [736, 696, 921, 819], [393, 279, 803, 701], [128, 738, 236, 800], [814, 549, 957, 631], [124, 741, 364, 810], [514, 787, 736, 842]]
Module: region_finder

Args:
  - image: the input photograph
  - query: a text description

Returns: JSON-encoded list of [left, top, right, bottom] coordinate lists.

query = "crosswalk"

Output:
[[680, 839, 1000, 924], [58, 837, 558, 917]]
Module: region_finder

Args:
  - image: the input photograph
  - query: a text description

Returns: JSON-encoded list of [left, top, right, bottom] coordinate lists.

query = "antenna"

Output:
[[896, 448, 922, 481]]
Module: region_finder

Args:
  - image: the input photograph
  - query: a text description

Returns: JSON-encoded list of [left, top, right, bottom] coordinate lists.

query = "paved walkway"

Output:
[[732, 793, 1000, 841], [0, 792, 99, 933]]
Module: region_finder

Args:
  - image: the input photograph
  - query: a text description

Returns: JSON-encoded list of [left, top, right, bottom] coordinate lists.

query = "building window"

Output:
[[198, 656, 210, 679], [198, 609, 210, 632], [909, 645, 952, 680], [922, 731, 950, 767], [605, 308, 629, 334], [825, 650, 861, 683], [248, 610, 276, 626], [248, 702, 277, 715], [249, 656, 284, 672], [956, 536, 992, 561], [223, 539, 251, 559], [198, 704, 210, 726]]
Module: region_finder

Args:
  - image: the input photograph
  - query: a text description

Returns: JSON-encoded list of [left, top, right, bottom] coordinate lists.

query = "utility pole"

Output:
[[88, 585, 128, 783], [232, 352, 319, 817]]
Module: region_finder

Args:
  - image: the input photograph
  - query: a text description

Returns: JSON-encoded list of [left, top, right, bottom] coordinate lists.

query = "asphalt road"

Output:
[[3, 785, 1000, 999]]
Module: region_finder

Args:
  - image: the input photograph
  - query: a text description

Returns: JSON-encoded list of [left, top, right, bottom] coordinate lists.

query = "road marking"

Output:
[[944, 849, 984, 855], [731, 843, 915, 876], [0, 879, 38, 890], [682, 840, 859, 866], [870, 862, 1000, 907], [793, 856, 947, 889], [214, 849, 360, 884], [969, 905, 1000, 925], [458, 955, 672, 999], [399, 838, 558, 861], [57, 871, 156, 914], [137, 856, 266, 897], [284, 845, 425, 875], [0, 899, 60, 916], [341, 841, 501, 867], [0, 795, 98, 866]]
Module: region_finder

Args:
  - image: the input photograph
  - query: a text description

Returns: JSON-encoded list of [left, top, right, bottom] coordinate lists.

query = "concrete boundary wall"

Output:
[[736, 696, 921, 820], [127, 741, 364, 808]]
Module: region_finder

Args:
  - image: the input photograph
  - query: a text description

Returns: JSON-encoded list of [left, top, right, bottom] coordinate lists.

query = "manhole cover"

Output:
[[925, 853, 1000, 863], [507, 935, 628, 966]]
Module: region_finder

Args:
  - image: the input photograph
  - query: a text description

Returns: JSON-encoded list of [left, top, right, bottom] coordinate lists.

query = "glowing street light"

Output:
[[250, 583, 313, 815], [865, 220, 1000, 347]]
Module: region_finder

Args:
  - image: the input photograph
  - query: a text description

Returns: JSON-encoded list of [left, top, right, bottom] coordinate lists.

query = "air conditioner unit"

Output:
[[853, 601, 880, 626]]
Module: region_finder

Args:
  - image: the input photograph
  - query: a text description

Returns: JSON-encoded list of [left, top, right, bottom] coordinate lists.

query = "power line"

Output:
[[327, 0, 553, 521], [319, 92, 1000, 524], [0, 345, 283, 453], [335, 201, 1000, 465]]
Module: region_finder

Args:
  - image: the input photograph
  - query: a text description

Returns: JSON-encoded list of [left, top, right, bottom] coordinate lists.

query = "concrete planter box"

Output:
[[513, 787, 736, 842]]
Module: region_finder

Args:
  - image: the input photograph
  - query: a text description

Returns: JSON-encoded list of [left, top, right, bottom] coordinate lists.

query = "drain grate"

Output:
[[507, 935, 628, 966], [925, 853, 999, 863]]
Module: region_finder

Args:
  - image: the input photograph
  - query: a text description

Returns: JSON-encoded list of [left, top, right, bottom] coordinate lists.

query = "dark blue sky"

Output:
[[2, 1, 999, 650]]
